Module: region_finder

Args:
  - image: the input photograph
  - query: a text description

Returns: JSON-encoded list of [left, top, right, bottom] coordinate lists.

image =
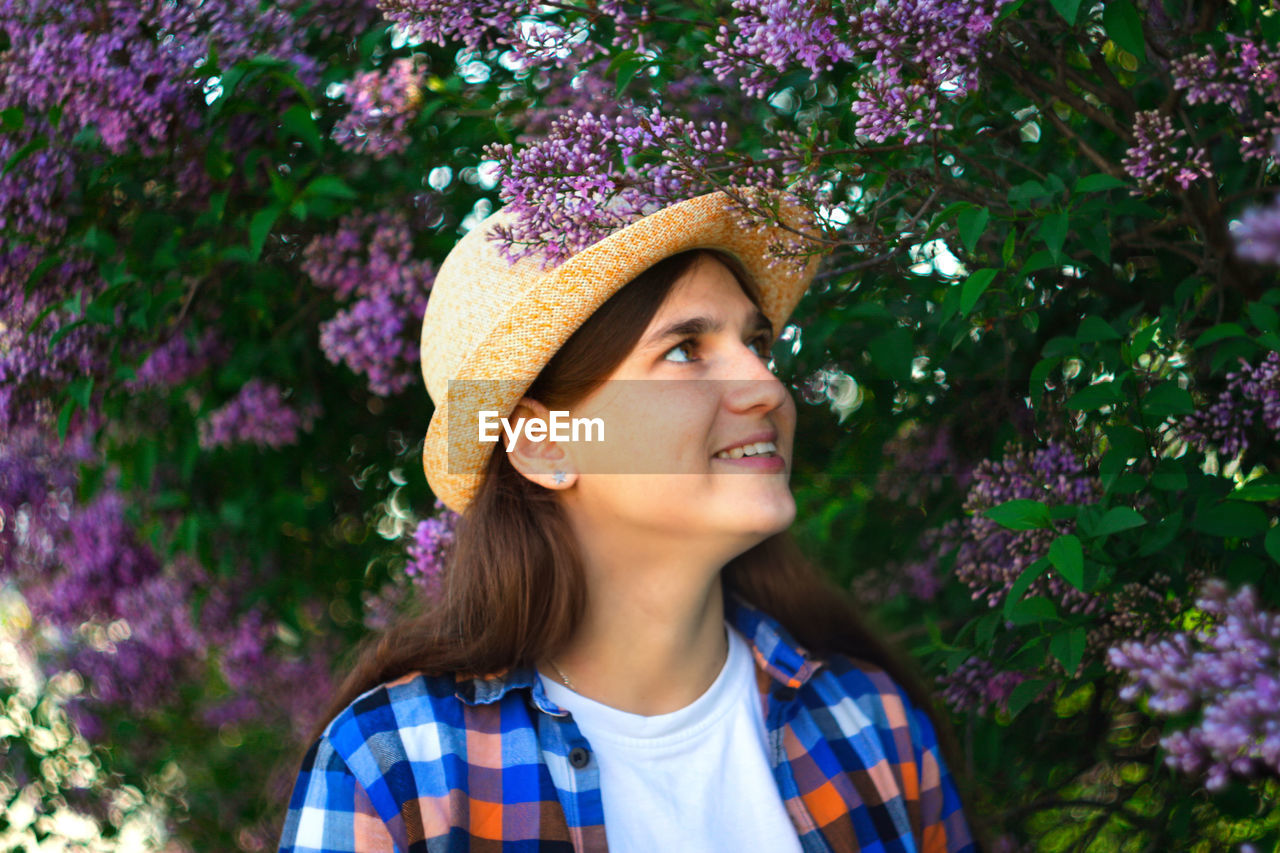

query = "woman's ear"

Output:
[[504, 396, 578, 491]]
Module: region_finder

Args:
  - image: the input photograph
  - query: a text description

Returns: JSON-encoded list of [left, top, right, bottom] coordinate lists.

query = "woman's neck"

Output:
[[542, 553, 732, 716]]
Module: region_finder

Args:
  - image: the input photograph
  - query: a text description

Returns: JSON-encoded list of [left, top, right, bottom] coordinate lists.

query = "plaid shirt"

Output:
[[279, 594, 975, 852]]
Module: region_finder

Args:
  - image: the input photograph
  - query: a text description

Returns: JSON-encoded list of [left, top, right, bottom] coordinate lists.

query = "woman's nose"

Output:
[[719, 342, 789, 413]]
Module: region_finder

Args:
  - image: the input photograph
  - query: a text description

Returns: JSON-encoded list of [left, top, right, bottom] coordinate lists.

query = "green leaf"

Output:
[[303, 175, 358, 200], [1050, 0, 1082, 23], [1038, 211, 1068, 261], [1266, 526, 1280, 565], [614, 57, 649, 97], [1072, 173, 1127, 194], [1065, 380, 1124, 411], [1138, 509, 1182, 556], [1009, 180, 1053, 207], [56, 399, 75, 442], [1077, 315, 1121, 342], [1190, 502, 1269, 538], [1150, 458, 1187, 491], [867, 328, 913, 383], [1004, 557, 1050, 621], [1029, 357, 1060, 407], [2, 133, 48, 177], [957, 206, 990, 254], [1104, 425, 1146, 459], [1007, 596, 1060, 626], [281, 103, 323, 154], [1048, 534, 1084, 589], [248, 204, 284, 261], [959, 269, 998, 316], [985, 499, 1052, 531], [1193, 323, 1247, 348], [1007, 679, 1051, 718], [1247, 301, 1280, 334], [1141, 381, 1194, 418], [1093, 506, 1147, 537], [1129, 323, 1159, 357], [1051, 627, 1087, 675], [1, 107, 24, 133], [1227, 483, 1280, 502], [1103, 0, 1146, 60]]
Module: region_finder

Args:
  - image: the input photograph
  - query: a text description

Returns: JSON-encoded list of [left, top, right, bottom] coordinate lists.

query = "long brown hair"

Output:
[[319, 249, 946, 739]]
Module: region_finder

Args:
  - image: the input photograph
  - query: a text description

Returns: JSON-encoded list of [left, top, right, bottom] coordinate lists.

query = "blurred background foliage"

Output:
[[1, 0, 1278, 849]]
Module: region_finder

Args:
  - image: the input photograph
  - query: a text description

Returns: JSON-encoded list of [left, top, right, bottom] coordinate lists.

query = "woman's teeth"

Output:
[[714, 441, 778, 459]]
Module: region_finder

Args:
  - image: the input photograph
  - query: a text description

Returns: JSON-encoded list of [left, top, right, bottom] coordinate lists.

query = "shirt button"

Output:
[[569, 747, 591, 769]]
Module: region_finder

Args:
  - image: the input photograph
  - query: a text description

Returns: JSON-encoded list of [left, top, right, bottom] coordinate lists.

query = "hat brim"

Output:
[[423, 190, 825, 513]]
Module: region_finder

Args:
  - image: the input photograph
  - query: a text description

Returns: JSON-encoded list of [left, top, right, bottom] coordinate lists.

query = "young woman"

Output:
[[279, 191, 976, 852]]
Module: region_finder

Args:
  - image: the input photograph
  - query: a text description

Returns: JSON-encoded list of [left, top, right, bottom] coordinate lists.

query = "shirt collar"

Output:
[[454, 589, 822, 708]]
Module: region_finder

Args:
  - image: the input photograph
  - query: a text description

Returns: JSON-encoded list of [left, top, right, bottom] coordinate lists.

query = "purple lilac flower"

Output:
[[876, 422, 976, 506], [1233, 197, 1280, 266], [197, 379, 320, 451], [126, 329, 225, 391], [953, 441, 1101, 612], [704, 0, 1009, 142], [1121, 110, 1213, 193], [704, 0, 855, 99], [0, 0, 320, 158], [68, 568, 205, 713], [379, 0, 534, 55], [405, 501, 460, 598], [1179, 351, 1280, 460], [1109, 580, 1280, 791], [302, 211, 435, 395], [483, 108, 742, 267], [1172, 33, 1280, 162], [938, 657, 1028, 715], [332, 58, 426, 159]]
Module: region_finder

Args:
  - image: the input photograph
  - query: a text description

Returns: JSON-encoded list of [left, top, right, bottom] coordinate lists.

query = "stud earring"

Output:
[[553, 470, 567, 485]]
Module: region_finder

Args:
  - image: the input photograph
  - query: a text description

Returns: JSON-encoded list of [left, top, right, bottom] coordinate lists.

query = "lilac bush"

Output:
[[197, 379, 320, 451], [1110, 581, 1280, 791]]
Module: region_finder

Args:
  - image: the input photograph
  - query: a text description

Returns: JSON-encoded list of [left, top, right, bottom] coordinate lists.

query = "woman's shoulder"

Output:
[[318, 670, 466, 759], [805, 653, 938, 746]]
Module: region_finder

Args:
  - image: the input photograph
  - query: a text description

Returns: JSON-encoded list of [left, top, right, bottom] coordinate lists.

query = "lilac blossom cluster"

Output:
[[1109, 581, 1280, 791], [938, 657, 1028, 716], [1171, 33, 1280, 162], [1179, 351, 1280, 461], [851, 522, 959, 606], [1232, 197, 1280, 266], [379, 0, 641, 68], [705, 0, 1009, 142], [332, 58, 427, 159], [0, 249, 106, 430], [953, 441, 1102, 612], [302, 211, 436, 395], [876, 421, 976, 506], [482, 108, 774, 267], [197, 380, 320, 451], [126, 329, 226, 392], [1, 426, 332, 737], [405, 501, 460, 598], [1121, 110, 1213, 193]]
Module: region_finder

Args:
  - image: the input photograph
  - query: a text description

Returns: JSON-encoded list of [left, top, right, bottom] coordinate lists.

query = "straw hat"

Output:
[[419, 189, 826, 513]]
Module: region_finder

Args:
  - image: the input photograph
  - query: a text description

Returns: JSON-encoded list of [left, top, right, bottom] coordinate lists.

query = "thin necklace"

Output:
[[549, 629, 730, 696], [549, 659, 574, 691]]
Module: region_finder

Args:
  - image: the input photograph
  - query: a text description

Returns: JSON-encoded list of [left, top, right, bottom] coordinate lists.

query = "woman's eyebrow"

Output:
[[641, 310, 773, 350]]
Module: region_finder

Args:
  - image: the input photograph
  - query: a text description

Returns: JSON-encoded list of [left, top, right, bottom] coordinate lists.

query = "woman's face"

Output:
[[555, 254, 797, 551]]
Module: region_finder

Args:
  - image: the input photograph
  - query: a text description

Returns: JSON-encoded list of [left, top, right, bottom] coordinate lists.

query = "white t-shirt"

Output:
[[538, 624, 805, 853]]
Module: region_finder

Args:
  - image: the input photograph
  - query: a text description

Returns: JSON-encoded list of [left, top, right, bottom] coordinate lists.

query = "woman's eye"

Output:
[[662, 339, 697, 363], [750, 335, 772, 357]]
